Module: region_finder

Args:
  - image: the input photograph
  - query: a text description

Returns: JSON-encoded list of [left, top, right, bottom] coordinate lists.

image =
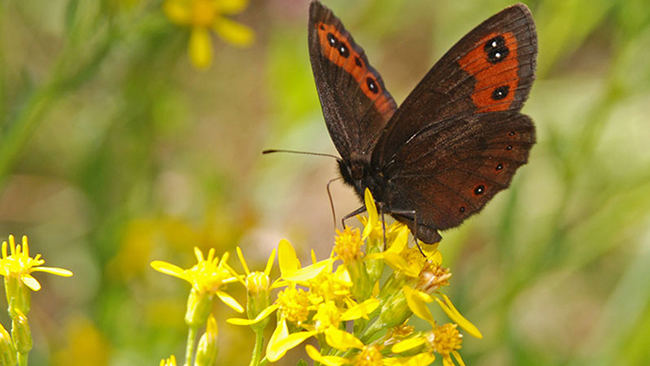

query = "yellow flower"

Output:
[[0, 235, 73, 292], [163, 0, 254, 69], [358, 189, 404, 243], [159, 355, 177, 366], [334, 227, 363, 263], [52, 318, 110, 366], [275, 286, 312, 324], [151, 247, 243, 313], [430, 323, 463, 366], [352, 345, 384, 366], [216, 246, 275, 333]]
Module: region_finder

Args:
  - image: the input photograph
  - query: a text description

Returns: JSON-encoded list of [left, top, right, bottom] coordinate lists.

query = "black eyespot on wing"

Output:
[[339, 44, 349, 57], [492, 85, 509, 100], [327, 33, 338, 47], [484, 35, 509, 63], [355, 56, 363, 67], [496, 163, 503, 171], [366, 77, 378, 93], [474, 185, 485, 195]]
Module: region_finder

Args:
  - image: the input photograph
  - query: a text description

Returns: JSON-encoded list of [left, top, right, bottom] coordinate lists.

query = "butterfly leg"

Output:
[[326, 177, 343, 230], [341, 206, 366, 230], [388, 209, 427, 256], [379, 204, 387, 249]]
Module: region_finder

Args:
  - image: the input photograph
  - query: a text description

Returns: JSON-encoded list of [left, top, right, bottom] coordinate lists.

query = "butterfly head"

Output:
[[338, 157, 388, 205]]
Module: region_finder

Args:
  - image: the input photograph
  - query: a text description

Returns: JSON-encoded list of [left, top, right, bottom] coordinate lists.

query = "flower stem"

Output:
[[184, 325, 198, 366], [248, 329, 265, 366], [17, 353, 27, 366]]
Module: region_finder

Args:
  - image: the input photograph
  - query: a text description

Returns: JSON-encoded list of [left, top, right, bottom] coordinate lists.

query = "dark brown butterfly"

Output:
[[308, 1, 537, 244]]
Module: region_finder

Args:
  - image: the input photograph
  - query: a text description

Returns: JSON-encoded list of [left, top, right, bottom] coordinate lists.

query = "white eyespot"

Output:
[[491, 41, 498, 47], [495, 52, 501, 58]]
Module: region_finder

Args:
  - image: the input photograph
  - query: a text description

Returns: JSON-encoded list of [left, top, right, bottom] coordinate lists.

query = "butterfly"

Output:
[[308, 1, 537, 244]]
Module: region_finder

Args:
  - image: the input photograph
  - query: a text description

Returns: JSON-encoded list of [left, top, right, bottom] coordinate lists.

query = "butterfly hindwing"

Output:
[[309, 2, 397, 160], [385, 112, 535, 239]]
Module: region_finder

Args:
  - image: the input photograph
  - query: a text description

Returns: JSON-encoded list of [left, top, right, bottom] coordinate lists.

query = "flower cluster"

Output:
[[153, 189, 481, 365], [0, 235, 73, 366]]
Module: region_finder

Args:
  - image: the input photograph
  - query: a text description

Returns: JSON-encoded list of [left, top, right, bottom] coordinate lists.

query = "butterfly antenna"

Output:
[[262, 149, 340, 160], [326, 177, 342, 230]]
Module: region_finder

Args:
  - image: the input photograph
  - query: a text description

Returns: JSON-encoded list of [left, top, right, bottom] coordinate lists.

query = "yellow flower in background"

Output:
[[0, 235, 73, 292], [163, 0, 255, 69], [159, 355, 177, 366], [151, 247, 244, 313], [52, 318, 110, 366]]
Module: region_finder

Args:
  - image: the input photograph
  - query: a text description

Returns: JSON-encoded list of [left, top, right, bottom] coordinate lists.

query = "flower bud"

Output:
[[11, 311, 32, 354], [245, 272, 270, 330], [185, 288, 214, 327], [0, 322, 16, 366], [4, 276, 31, 318], [194, 315, 218, 366]]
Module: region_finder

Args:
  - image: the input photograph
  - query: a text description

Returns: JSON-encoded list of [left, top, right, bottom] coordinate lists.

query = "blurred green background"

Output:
[[1, 0, 650, 365]]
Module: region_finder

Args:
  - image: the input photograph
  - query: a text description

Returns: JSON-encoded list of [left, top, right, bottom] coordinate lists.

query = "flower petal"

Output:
[[189, 27, 213, 69], [391, 336, 426, 353], [282, 258, 333, 282], [227, 304, 278, 325], [266, 318, 288, 361], [264, 248, 276, 277], [21, 274, 41, 291], [435, 294, 482, 339], [278, 239, 300, 278], [404, 286, 435, 326], [362, 189, 378, 240], [213, 17, 254, 47], [33, 266, 73, 277], [216, 291, 244, 313], [452, 350, 466, 366], [151, 260, 186, 279], [163, 0, 192, 25], [324, 327, 364, 350], [218, 0, 249, 15], [305, 344, 347, 366], [267, 328, 315, 362], [341, 298, 379, 321]]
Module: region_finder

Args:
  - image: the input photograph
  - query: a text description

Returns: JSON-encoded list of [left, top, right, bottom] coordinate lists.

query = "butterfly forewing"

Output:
[[308, 2, 397, 160], [373, 4, 537, 168]]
